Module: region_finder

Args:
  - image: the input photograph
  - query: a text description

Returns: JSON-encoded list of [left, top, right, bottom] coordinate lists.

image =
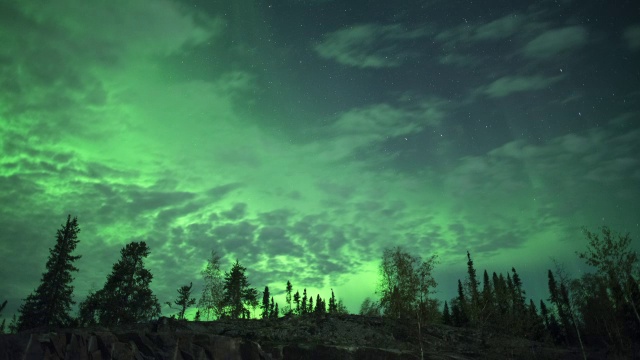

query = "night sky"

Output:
[[1, 0, 639, 320]]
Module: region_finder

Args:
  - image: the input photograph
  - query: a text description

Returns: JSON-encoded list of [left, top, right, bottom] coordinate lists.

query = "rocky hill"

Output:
[[0, 314, 597, 359]]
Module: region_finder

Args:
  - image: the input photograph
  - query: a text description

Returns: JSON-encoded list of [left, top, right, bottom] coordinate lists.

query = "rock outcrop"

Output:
[[0, 314, 593, 359]]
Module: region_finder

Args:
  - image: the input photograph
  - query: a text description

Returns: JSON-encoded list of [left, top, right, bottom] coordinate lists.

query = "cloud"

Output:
[[473, 14, 524, 40], [314, 24, 428, 68], [18, 0, 220, 58], [481, 75, 563, 97], [436, 13, 526, 44], [522, 26, 588, 59], [623, 24, 640, 51], [308, 99, 447, 161]]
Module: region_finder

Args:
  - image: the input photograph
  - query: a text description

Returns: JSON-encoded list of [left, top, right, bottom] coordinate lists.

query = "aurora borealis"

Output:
[[1, 0, 639, 320]]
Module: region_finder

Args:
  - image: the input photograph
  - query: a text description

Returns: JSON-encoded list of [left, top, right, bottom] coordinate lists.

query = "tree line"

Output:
[[1, 216, 638, 357], [357, 227, 640, 358], [0, 215, 348, 333]]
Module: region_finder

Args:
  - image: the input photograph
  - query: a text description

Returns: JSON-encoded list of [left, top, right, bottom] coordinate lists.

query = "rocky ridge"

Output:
[[0, 314, 592, 359]]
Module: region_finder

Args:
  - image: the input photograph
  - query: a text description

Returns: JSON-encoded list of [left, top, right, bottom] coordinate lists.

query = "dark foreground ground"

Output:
[[0, 314, 608, 359]]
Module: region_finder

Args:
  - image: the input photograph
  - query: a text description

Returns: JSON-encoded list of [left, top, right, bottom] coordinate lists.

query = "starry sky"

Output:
[[1, 0, 639, 320]]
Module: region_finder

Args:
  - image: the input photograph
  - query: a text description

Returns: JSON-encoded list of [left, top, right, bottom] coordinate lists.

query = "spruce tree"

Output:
[[454, 280, 469, 326], [466, 251, 480, 323], [301, 289, 308, 315], [480, 270, 494, 326], [261, 286, 271, 319], [78, 241, 160, 326], [269, 297, 275, 318], [274, 303, 279, 318], [315, 294, 325, 314], [18, 215, 81, 330], [442, 301, 452, 325], [329, 289, 337, 313], [308, 295, 314, 314], [222, 260, 256, 319], [0, 300, 6, 333], [293, 290, 301, 315]]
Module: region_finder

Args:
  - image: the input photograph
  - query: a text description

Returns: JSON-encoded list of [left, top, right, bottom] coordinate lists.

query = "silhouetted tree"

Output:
[[525, 299, 545, 341], [222, 260, 256, 319], [245, 287, 259, 318], [548, 267, 587, 359], [166, 282, 196, 320], [293, 290, 301, 315], [329, 289, 338, 314], [78, 241, 160, 326], [578, 226, 640, 327], [378, 246, 438, 319], [454, 279, 469, 326], [198, 251, 225, 320], [442, 301, 452, 325], [314, 294, 326, 315], [335, 299, 349, 314], [0, 300, 6, 333], [261, 286, 271, 319], [301, 289, 308, 315], [269, 296, 275, 318], [479, 270, 494, 326], [274, 303, 279, 318], [492, 272, 509, 328], [308, 295, 314, 314], [359, 297, 381, 316], [466, 251, 480, 324], [17, 215, 81, 331], [194, 310, 201, 321], [285, 281, 293, 315]]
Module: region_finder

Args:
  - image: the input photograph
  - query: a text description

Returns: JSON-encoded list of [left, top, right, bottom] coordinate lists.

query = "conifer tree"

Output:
[[17, 215, 81, 331], [261, 286, 271, 319], [329, 289, 337, 313], [511, 268, 526, 310], [442, 301, 452, 325], [0, 300, 6, 333], [285, 281, 293, 314], [480, 270, 494, 326], [222, 260, 256, 319], [466, 251, 480, 323], [526, 299, 545, 341], [166, 282, 196, 320], [308, 295, 314, 314], [8, 314, 18, 334], [78, 241, 160, 326], [548, 269, 571, 342], [301, 289, 307, 315], [315, 294, 325, 314], [492, 272, 509, 326], [452, 280, 469, 326], [274, 302, 279, 318], [293, 290, 301, 315], [269, 296, 275, 318]]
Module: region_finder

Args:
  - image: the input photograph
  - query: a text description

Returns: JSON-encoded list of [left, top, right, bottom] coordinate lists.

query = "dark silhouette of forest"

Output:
[[1, 215, 639, 358]]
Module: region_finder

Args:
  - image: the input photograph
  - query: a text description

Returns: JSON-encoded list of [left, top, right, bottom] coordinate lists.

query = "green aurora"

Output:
[[0, 0, 639, 320]]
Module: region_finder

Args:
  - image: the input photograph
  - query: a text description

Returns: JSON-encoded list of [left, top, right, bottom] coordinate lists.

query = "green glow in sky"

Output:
[[1, 0, 639, 319]]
